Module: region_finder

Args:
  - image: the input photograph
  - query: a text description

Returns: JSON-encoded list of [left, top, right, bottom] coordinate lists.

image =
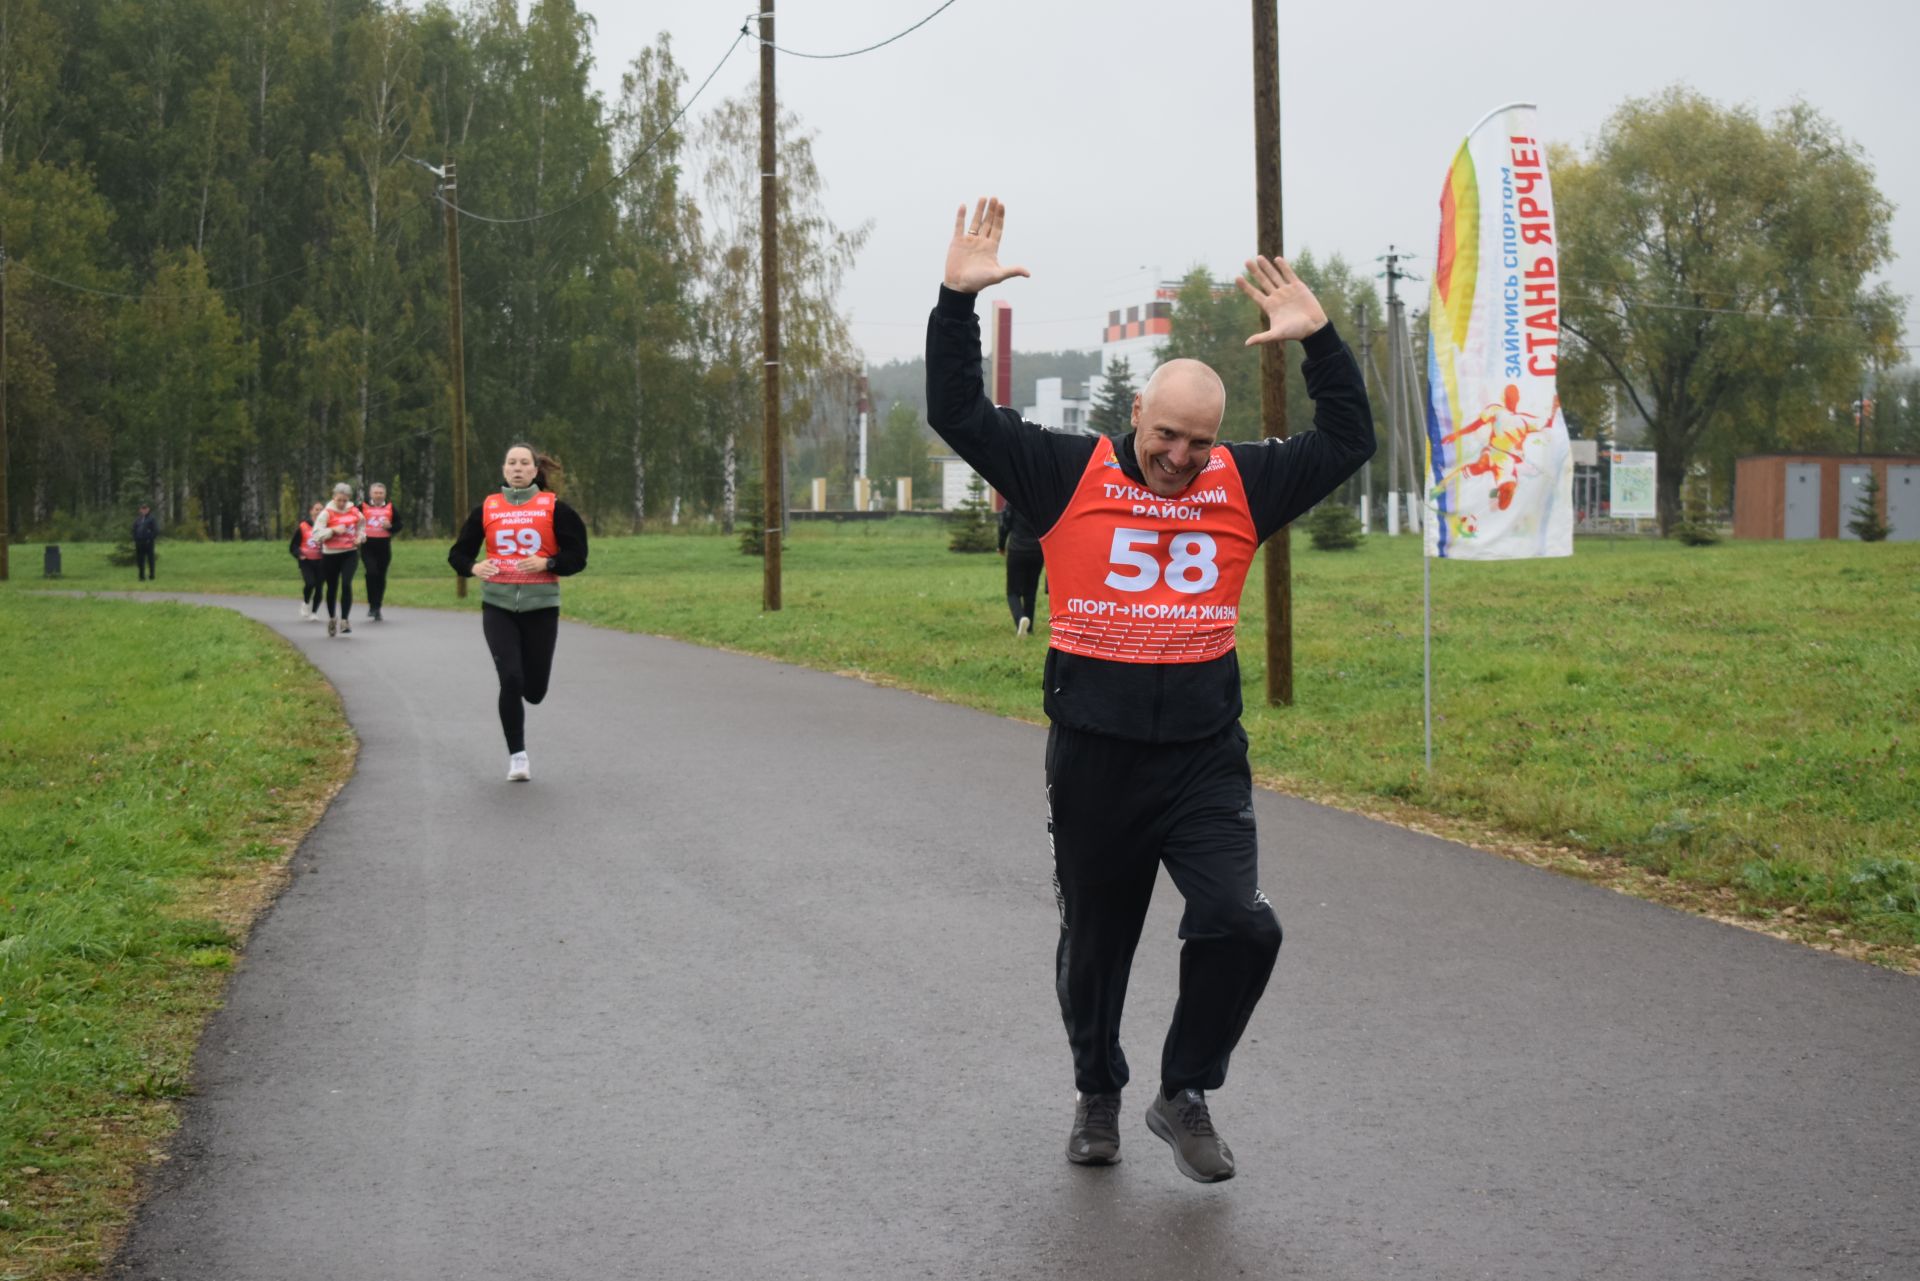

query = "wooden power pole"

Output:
[[443, 163, 469, 598], [759, 0, 783, 611], [0, 239, 9, 582], [1252, 1, 1290, 704]]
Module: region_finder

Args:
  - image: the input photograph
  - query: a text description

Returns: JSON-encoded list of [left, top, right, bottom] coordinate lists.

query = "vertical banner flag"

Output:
[[1425, 104, 1571, 559]]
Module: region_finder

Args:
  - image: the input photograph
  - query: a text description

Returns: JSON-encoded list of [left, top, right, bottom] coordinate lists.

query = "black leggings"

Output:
[[298, 560, 323, 609], [482, 604, 560, 754], [320, 550, 359, 618], [361, 538, 392, 612], [1005, 548, 1043, 624]]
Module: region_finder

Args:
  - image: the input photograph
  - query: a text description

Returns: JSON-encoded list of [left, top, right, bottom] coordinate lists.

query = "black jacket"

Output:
[[998, 505, 1040, 555], [132, 513, 159, 543], [927, 285, 1374, 742]]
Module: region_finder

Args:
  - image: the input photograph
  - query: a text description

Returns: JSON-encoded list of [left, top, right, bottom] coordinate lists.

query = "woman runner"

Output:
[[447, 443, 589, 782], [360, 482, 400, 621], [309, 482, 365, 636], [290, 500, 325, 620]]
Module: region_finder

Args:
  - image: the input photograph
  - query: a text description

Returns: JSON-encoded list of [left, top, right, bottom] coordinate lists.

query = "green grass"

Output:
[[6, 524, 1918, 951], [0, 595, 352, 1279]]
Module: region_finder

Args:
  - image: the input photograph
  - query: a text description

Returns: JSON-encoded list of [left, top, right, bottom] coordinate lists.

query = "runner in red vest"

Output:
[[928, 198, 1373, 1182], [289, 500, 326, 621], [359, 482, 401, 622], [309, 483, 365, 637], [447, 443, 589, 782]]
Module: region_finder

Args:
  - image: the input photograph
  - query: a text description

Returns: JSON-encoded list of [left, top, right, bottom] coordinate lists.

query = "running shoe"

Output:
[[340, 621, 352, 635], [327, 618, 336, 637], [1146, 1089, 1235, 1183], [1016, 615, 1032, 637], [507, 751, 531, 782], [1066, 1091, 1122, 1165]]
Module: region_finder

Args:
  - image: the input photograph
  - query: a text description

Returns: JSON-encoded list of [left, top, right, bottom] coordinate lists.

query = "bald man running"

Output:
[[927, 198, 1374, 1183]]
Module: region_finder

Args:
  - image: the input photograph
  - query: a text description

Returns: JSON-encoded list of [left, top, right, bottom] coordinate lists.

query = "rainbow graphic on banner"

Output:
[[1424, 103, 1571, 560]]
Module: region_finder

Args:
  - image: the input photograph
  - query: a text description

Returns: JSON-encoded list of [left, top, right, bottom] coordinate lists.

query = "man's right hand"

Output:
[[944, 197, 1030, 294]]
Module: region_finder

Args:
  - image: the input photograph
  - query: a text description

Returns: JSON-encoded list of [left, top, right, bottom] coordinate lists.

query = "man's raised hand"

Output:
[[944, 197, 1031, 294], [1237, 254, 1329, 346]]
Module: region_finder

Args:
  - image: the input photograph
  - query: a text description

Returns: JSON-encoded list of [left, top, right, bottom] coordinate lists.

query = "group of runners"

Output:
[[288, 481, 399, 632], [288, 448, 590, 786]]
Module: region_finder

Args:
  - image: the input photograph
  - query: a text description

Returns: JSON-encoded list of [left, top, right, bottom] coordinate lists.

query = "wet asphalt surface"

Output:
[[102, 594, 1918, 1281]]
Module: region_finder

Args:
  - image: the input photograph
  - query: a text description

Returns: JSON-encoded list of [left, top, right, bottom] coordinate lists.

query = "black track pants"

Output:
[[299, 560, 323, 609], [1046, 720, 1281, 1098], [1005, 548, 1043, 625], [481, 604, 560, 754], [361, 538, 392, 612], [320, 550, 359, 618], [135, 542, 157, 580]]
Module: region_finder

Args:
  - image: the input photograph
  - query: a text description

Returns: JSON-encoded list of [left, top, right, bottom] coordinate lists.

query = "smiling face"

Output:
[[1130, 359, 1225, 497], [502, 447, 539, 489]]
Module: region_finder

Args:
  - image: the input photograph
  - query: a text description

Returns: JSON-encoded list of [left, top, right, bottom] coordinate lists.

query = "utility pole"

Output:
[[443, 162, 469, 598], [759, 0, 783, 611], [1379, 246, 1422, 536], [1355, 308, 1373, 534], [0, 237, 9, 581], [1251, 0, 1291, 706]]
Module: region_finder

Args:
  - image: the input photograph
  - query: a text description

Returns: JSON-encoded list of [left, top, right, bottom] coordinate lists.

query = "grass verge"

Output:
[[0, 594, 353, 1280], [6, 523, 1916, 964]]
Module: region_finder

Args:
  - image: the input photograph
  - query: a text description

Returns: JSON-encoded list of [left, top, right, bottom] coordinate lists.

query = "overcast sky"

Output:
[[570, 0, 1918, 364]]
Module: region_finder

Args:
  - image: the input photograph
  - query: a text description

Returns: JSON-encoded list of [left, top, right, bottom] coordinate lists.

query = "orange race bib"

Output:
[[1041, 437, 1258, 664], [319, 505, 362, 552], [361, 502, 394, 537], [482, 492, 559, 585]]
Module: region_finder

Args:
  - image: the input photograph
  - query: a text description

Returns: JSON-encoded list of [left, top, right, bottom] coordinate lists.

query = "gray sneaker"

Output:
[[1146, 1088, 1235, 1183], [1067, 1091, 1121, 1165]]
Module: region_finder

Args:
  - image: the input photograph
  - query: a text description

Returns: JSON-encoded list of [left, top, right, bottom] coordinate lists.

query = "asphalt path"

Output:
[[106, 594, 1918, 1281]]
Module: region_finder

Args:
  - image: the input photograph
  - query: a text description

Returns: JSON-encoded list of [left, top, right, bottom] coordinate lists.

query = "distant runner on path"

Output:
[[291, 500, 325, 621], [928, 197, 1374, 1183], [309, 483, 365, 637], [360, 482, 401, 622], [447, 443, 589, 783]]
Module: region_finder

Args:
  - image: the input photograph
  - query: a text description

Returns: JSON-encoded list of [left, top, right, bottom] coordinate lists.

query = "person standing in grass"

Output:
[[132, 503, 159, 581], [997, 502, 1043, 636], [290, 501, 326, 621], [309, 482, 365, 637], [447, 443, 589, 783], [929, 197, 1373, 1183], [360, 482, 400, 622]]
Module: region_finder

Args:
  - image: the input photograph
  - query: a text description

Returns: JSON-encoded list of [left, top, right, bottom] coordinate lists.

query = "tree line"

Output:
[[1, 0, 866, 542]]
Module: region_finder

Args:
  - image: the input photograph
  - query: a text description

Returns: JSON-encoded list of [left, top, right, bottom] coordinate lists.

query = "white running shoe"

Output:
[[507, 751, 531, 782], [1016, 615, 1032, 637], [298, 604, 311, 620]]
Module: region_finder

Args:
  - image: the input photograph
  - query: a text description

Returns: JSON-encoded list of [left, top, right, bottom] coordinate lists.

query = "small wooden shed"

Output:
[[1733, 453, 1919, 541]]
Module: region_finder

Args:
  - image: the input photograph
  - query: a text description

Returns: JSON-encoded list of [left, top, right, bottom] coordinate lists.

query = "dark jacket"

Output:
[[132, 513, 159, 544], [926, 285, 1374, 743], [998, 505, 1040, 555]]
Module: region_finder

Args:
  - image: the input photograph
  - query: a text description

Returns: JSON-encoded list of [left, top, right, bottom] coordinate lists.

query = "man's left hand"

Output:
[[1238, 255, 1328, 346], [517, 556, 549, 573]]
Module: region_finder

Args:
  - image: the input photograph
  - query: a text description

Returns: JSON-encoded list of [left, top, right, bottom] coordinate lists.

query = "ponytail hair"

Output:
[[505, 440, 563, 493]]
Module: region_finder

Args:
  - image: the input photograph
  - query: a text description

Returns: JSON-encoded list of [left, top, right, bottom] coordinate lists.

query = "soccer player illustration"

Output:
[[1429, 384, 1558, 512]]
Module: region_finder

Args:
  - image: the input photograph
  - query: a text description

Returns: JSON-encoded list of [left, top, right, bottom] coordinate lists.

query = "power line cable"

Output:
[[745, 0, 961, 59], [439, 30, 746, 227], [3, 193, 440, 302]]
